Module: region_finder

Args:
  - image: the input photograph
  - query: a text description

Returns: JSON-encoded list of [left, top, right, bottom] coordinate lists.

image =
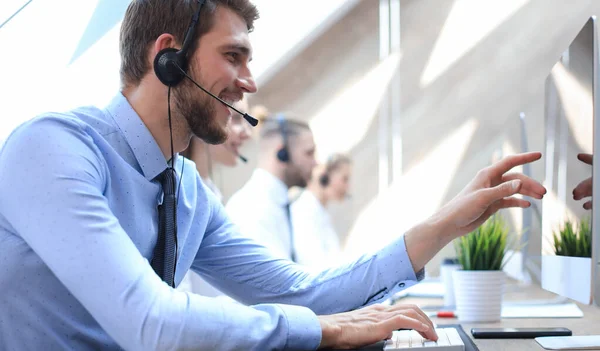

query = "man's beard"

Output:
[[284, 164, 308, 188], [172, 76, 228, 145]]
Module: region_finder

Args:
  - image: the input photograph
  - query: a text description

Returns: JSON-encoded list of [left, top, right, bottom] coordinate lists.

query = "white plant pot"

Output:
[[452, 270, 505, 322]]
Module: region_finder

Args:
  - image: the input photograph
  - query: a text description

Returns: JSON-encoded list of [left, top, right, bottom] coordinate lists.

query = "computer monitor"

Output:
[[541, 16, 600, 307]]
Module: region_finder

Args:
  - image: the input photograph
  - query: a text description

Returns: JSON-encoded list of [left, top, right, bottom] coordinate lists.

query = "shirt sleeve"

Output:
[[194, 196, 424, 317], [0, 117, 321, 351]]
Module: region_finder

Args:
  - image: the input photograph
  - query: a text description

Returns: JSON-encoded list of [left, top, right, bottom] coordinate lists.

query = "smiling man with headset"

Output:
[[0, 0, 547, 350]]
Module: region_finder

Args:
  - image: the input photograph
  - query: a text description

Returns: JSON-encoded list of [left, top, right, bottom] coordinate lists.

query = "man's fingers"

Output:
[[584, 200, 593, 210], [573, 177, 593, 200], [409, 307, 435, 334], [391, 305, 435, 334], [518, 188, 545, 199], [492, 152, 542, 175], [383, 314, 437, 341], [497, 197, 531, 210], [480, 180, 522, 205], [502, 173, 546, 198], [381, 314, 426, 332], [578, 153, 593, 165]]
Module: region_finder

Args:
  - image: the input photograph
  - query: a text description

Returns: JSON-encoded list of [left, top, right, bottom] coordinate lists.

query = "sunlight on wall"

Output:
[[343, 118, 478, 258], [551, 62, 594, 154], [0, 0, 360, 145], [0, 1, 121, 143], [308, 52, 402, 161], [249, 0, 359, 85], [420, 0, 531, 88]]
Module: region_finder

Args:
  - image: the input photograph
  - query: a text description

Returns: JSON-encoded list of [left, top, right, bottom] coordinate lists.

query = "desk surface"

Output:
[[399, 280, 600, 350]]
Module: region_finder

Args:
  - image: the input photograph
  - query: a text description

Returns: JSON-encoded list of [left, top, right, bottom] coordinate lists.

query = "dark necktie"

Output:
[[151, 167, 178, 287], [284, 202, 297, 262]]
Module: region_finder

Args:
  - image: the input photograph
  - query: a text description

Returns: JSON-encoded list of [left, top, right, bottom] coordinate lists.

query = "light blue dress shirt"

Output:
[[0, 92, 422, 351]]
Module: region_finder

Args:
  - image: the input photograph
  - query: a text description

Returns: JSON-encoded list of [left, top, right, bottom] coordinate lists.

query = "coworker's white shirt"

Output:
[[178, 178, 229, 299], [204, 178, 223, 203], [226, 168, 293, 260], [291, 190, 343, 269]]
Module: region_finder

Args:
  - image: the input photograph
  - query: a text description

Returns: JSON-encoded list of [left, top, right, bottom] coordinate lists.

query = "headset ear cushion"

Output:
[[319, 173, 329, 187], [277, 148, 289, 163], [153, 47, 187, 86]]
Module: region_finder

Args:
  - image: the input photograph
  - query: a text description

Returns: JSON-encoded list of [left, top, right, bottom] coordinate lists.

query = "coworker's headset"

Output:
[[319, 156, 349, 189], [319, 170, 330, 187], [275, 114, 290, 163], [275, 116, 335, 189], [319, 157, 333, 187]]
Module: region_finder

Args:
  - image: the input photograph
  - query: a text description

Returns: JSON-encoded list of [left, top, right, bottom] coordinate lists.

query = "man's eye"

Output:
[[226, 52, 239, 62]]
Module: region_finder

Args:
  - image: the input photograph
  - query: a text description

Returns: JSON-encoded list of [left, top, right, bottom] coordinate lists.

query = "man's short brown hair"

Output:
[[258, 114, 312, 142], [119, 0, 259, 88]]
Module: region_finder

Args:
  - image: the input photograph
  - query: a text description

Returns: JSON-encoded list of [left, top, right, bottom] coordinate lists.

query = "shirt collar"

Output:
[[250, 168, 290, 206], [105, 92, 168, 180], [303, 190, 326, 212]]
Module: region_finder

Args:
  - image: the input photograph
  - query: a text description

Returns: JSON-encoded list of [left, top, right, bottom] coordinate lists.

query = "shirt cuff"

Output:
[[364, 235, 425, 305], [278, 304, 322, 351]]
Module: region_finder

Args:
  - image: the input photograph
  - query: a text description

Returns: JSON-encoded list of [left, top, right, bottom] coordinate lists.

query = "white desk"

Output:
[[398, 280, 600, 350]]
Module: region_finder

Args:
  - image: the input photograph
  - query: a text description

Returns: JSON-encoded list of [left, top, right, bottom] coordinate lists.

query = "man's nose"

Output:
[[237, 69, 257, 94]]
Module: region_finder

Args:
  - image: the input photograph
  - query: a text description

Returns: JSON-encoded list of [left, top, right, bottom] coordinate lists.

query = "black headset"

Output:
[[319, 156, 333, 187], [319, 172, 330, 187], [276, 114, 290, 163], [152, 0, 258, 129], [153, 0, 206, 87], [319, 155, 344, 187], [149, 0, 206, 287]]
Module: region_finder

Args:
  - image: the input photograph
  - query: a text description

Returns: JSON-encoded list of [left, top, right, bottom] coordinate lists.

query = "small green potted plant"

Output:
[[542, 217, 593, 304], [452, 214, 515, 322], [552, 217, 591, 258]]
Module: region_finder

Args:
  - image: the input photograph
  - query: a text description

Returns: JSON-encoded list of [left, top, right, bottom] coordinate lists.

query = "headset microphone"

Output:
[[223, 144, 248, 163]]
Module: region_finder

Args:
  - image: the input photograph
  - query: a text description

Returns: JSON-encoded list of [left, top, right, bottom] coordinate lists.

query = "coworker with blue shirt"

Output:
[[0, 0, 547, 350]]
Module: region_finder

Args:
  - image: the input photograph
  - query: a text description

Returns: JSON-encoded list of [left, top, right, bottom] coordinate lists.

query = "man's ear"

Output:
[[148, 33, 180, 70], [154, 33, 180, 54], [275, 140, 286, 152]]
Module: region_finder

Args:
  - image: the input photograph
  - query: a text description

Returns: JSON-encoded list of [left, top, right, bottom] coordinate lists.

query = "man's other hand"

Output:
[[434, 151, 546, 238], [318, 304, 436, 349], [573, 153, 593, 210]]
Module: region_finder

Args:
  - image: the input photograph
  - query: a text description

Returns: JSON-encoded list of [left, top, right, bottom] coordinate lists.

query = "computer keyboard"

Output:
[[383, 328, 465, 350]]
